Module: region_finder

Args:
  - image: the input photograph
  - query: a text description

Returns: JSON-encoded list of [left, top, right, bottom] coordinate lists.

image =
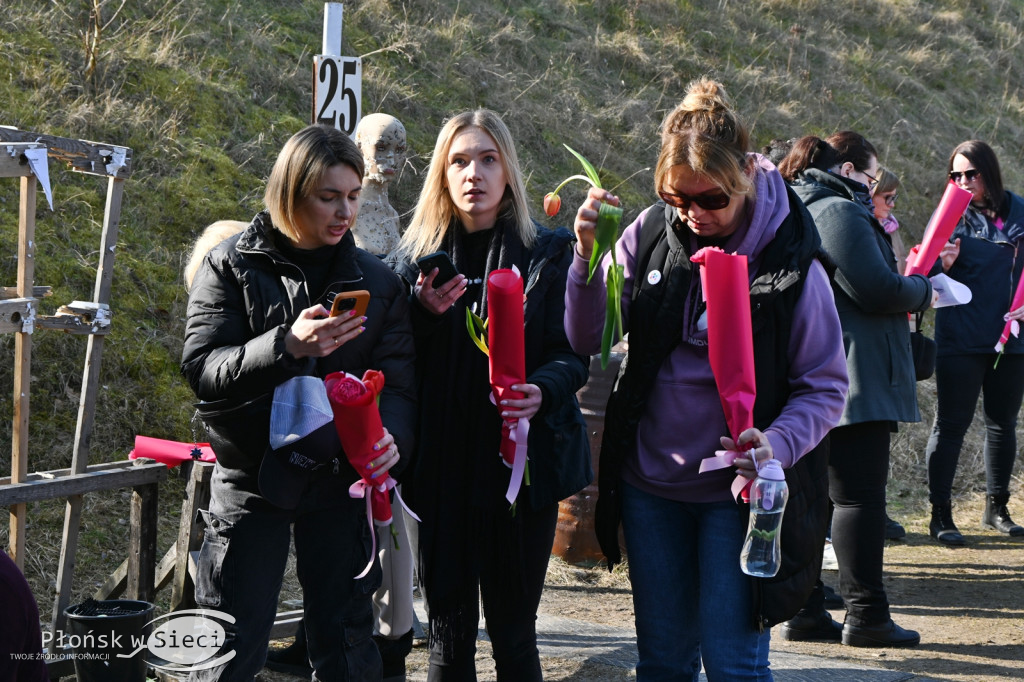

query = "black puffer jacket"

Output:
[[181, 211, 417, 480]]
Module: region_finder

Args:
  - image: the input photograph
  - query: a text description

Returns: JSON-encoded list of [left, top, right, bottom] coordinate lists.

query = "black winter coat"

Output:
[[391, 222, 592, 512], [935, 191, 1024, 356], [181, 211, 417, 481]]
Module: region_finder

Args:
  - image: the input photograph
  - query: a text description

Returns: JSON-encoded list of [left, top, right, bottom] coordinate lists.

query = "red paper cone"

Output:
[[325, 370, 393, 524], [487, 269, 526, 468]]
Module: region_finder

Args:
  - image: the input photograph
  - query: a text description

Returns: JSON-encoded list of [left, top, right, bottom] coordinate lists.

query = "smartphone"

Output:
[[330, 289, 371, 317], [416, 251, 459, 289]]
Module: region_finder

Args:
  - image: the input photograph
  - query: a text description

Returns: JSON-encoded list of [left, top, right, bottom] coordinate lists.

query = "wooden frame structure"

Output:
[[0, 128, 175, 645]]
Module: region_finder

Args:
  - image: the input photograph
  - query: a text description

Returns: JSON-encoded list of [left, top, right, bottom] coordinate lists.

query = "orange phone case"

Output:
[[330, 290, 370, 317]]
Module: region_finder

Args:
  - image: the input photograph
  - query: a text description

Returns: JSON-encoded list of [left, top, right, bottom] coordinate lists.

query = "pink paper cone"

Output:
[[904, 182, 973, 277], [129, 435, 216, 468]]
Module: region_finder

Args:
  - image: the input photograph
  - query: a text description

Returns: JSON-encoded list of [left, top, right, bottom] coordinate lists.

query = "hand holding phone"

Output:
[[416, 251, 459, 289], [330, 290, 371, 317]]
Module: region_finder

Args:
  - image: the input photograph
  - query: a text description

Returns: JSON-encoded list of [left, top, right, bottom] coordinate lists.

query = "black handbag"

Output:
[[910, 312, 936, 381]]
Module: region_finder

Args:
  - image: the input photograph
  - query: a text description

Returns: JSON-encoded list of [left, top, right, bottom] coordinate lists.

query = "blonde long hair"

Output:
[[183, 220, 247, 290], [398, 109, 534, 261], [656, 77, 754, 199]]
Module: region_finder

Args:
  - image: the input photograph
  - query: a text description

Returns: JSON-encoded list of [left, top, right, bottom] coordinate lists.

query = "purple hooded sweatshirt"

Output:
[[564, 154, 848, 503]]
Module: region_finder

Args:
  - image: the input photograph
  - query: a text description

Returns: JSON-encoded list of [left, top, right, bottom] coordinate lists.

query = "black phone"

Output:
[[416, 251, 459, 289]]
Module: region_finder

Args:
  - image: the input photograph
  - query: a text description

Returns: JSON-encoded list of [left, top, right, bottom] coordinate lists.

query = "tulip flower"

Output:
[[544, 144, 624, 369], [543, 192, 561, 217]]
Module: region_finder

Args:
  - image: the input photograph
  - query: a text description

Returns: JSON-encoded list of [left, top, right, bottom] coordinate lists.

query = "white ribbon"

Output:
[[504, 417, 530, 505]]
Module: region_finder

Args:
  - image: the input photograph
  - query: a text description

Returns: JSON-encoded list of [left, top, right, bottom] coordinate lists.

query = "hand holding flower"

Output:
[[543, 145, 626, 369], [573, 187, 621, 261]]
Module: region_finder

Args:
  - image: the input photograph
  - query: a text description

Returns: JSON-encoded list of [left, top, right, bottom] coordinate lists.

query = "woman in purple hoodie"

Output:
[[564, 78, 849, 680]]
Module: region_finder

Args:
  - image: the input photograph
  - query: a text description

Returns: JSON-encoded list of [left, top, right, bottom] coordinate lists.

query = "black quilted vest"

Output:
[[595, 190, 832, 630]]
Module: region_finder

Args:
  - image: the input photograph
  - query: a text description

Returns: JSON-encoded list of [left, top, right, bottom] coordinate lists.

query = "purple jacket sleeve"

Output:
[[764, 260, 849, 468]]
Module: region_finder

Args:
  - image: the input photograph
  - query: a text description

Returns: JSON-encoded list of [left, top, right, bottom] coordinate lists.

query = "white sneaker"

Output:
[[822, 540, 839, 571]]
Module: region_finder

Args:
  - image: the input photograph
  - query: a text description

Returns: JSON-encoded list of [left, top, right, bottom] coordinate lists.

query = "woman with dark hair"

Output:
[[777, 132, 932, 648], [925, 140, 1024, 544], [182, 124, 417, 681], [566, 79, 848, 679]]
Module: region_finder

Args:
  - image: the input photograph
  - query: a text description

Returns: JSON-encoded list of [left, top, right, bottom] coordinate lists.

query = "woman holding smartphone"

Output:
[[390, 109, 590, 681], [182, 124, 416, 681]]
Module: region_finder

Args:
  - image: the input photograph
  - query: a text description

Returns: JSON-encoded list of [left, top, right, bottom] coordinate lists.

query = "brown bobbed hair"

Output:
[[264, 124, 365, 243]]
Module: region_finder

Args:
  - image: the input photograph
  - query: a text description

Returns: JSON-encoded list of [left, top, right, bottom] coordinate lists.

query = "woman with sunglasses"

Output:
[[777, 133, 932, 648], [925, 140, 1024, 545], [565, 78, 849, 680]]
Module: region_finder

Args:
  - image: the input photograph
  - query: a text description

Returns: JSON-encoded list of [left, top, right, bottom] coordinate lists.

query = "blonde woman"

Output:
[[390, 109, 590, 681]]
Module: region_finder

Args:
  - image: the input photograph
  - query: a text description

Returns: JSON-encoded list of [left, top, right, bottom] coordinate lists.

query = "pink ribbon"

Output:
[[348, 478, 420, 579]]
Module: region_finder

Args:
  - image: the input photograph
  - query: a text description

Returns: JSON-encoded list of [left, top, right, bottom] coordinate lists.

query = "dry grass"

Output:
[[1, 0, 1023, 637]]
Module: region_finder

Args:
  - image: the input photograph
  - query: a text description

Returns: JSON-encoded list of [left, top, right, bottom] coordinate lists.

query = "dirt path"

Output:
[[265, 490, 1024, 681]]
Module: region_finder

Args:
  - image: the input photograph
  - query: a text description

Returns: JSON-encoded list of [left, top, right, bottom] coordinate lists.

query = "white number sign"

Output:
[[313, 55, 361, 135]]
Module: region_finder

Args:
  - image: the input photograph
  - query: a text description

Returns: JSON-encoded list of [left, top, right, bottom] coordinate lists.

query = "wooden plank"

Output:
[[0, 286, 49, 300], [94, 543, 178, 601], [269, 609, 304, 641], [0, 141, 44, 178], [0, 298, 33, 334], [127, 483, 158, 603], [0, 126, 133, 179], [34, 312, 112, 335], [51, 496, 84, 637], [51, 175, 128, 629], [0, 459, 133, 486], [0, 462, 167, 506], [171, 462, 213, 611], [8, 174, 36, 570], [93, 557, 129, 600]]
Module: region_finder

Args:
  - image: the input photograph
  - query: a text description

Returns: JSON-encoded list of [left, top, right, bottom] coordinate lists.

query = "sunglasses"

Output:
[[949, 169, 980, 182], [658, 189, 732, 211]]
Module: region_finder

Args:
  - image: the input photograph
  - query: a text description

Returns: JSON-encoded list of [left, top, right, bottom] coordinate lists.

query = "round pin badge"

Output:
[[647, 270, 662, 285]]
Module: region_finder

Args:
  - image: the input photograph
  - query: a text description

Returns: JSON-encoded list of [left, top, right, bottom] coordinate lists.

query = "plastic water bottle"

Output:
[[740, 459, 788, 578]]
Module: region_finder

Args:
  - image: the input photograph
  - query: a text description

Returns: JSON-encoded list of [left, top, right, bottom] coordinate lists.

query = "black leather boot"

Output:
[[374, 629, 413, 682], [982, 494, 1024, 536], [930, 502, 966, 546], [265, 621, 312, 679]]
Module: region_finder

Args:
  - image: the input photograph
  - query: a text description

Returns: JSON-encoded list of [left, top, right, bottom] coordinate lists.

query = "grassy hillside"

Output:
[[2, 0, 1024, 600]]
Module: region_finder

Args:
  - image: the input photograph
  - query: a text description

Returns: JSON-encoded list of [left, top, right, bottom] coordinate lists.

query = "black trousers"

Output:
[[926, 353, 1024, 502], [421, 502, 557, 682], [829, 421, 893, 627]]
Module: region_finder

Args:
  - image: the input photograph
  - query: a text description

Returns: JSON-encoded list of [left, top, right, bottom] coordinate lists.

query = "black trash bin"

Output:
[[64, 598, 155, 682]]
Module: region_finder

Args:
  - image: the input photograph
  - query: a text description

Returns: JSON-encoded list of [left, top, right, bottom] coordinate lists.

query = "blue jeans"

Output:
[[190, 463, 382, 682], [621, 481, 772, 682]]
